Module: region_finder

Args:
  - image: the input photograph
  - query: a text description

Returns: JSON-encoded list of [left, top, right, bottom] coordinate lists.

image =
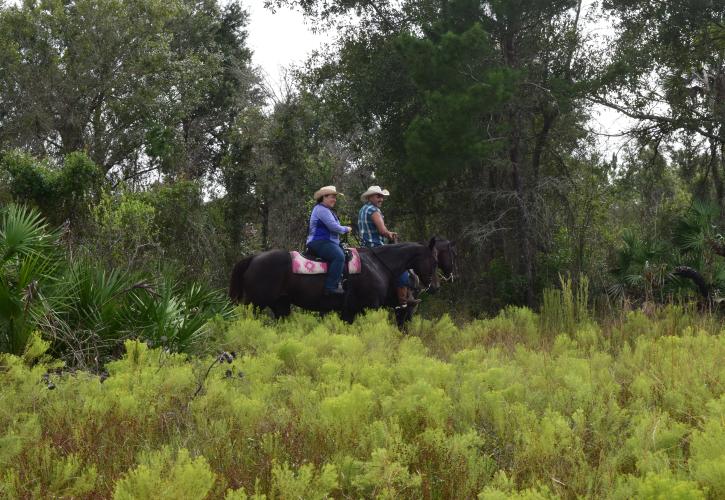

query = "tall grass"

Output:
[[540, 274, 589, 337], [2, 306, 724, 498]]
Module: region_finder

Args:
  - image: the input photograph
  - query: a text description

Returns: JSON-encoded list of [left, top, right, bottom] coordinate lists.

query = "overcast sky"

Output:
[[245, 2, 331, 92]]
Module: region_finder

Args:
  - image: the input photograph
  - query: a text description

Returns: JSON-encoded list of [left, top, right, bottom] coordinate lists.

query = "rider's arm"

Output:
[[371, 211, 395, 240], [317, 206, 350, 234]]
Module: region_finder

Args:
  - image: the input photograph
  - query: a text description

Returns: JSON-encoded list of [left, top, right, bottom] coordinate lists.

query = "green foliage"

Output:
[[0, 414, 98, 498], [0, 0, 257, 181], [690, 417, 725, 497], [126, 277, 233, 354], [602, 0, 725, 207], [0, 151, 55, 207], [113, 447, 216, 500], [34, 260, 231, 366], [87, 182, 232, 285], [144, 180, 230, 283], [671, 200, 725, 294], [90, 190, 160, 272], [270, 461, 338, 499], [673, 199, 719, 260], [608, 199, 725, 304], [0, 150, 103, 226], [609, 229, 672, 303], [612, 473, 705, 500], [3, 307, 725, 497], [0, 204, 231, 364], [397, 23, 515, 183], [0, 204, 62, 354], [541, 275, 590, 336]]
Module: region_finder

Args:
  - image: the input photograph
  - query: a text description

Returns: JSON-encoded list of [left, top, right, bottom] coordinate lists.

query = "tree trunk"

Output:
[[709, 137, 723, 207], [261, 201, 270, 250], [509, 114, 536, 307]]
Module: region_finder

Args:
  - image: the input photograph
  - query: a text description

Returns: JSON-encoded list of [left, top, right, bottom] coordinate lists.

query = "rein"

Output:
[[369, 246, 398, 278], [438, 240, 456, 283], [439, 270, 454, 283], [421, 264, 443, 294], [368, 243, 439, 293]]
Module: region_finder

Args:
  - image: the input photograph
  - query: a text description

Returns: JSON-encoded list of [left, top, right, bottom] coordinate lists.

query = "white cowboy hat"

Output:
[[360, 185, 390, 202], [314, 185, 343, 200]]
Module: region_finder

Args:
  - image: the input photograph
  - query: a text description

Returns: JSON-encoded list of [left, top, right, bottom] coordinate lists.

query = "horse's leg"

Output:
[[340, 287, 364, 324], [393, 300, 418, 330], [271, 298, 291, 319], [395, 308, 407, 330], [341, 308, 357, 324], [404, 304, 417, 327]]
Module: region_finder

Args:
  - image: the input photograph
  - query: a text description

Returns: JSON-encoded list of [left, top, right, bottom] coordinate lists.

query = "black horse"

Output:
[[229, 238, 448, 322], [394, 239, 457, 325], [433, 239, 457, 283]]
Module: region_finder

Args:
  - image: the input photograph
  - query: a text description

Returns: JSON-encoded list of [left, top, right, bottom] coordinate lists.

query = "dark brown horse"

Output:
[[433, 239, 457, 283], [393, 239, 457, 325], [229, 238, 446, 322]]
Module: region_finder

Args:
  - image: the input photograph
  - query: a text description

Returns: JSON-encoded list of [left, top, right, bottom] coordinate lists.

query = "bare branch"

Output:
[[588, 96, 722, 141]]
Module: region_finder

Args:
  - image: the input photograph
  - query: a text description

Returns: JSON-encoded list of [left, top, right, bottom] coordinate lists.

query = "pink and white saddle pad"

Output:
[[290, 248, 362, 275]]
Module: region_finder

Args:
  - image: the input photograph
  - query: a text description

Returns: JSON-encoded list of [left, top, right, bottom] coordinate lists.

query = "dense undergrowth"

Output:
[[2, 303, 725, 499]]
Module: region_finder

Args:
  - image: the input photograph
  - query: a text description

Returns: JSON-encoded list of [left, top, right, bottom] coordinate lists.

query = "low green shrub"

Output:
[[0, 204, 232, 365], [2, 306, 725, 497]]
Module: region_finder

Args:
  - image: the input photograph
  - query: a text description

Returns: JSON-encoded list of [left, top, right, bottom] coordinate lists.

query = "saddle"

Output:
[[291, 247, 362, 275]]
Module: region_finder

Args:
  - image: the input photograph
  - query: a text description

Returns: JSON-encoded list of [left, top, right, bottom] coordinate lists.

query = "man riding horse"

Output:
[[357, 185, 421, 308], [228, 184, 454, 324]]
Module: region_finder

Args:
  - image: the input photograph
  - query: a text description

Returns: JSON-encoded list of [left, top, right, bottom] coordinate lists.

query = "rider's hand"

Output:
[[345, 226, 353, 233], [387, 231, 398, 241]]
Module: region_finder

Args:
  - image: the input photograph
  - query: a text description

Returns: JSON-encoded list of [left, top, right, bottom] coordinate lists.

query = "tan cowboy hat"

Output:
[[360, 185, 390, 202], [314, 185, 343, 200]]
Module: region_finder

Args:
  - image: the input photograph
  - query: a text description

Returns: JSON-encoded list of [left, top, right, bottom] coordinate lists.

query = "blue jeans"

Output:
[[308, 239, 345, 290], [398, 270, 410, 287]]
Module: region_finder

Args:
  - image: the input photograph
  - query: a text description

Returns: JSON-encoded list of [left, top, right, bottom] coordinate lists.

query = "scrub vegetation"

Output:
[[2, 0, 725, 497], [3, 304, 725, 498]]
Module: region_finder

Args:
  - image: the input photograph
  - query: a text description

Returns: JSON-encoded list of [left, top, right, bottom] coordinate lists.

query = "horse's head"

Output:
[[434, 239, 457, 283], [412, 237, 441, 294]]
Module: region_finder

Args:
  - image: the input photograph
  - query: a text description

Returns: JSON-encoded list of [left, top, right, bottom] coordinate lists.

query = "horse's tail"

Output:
[[229, 256, 254, 303]]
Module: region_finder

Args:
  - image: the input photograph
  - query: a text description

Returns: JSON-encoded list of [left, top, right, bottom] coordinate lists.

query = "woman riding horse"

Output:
[[305, 185, 352, 296], [228, 238, 443, 322]]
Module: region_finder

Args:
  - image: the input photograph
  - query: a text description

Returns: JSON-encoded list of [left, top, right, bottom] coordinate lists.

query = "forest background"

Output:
[[4, 1, 725, 498], [1, 0, 725, 340]]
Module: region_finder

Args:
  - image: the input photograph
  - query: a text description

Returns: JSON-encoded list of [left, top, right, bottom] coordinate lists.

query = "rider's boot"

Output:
[[324, 283, 345, 296], [397, 287, 421, 307]]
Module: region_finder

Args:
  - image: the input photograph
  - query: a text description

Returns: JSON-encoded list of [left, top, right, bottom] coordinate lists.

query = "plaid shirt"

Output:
[[358, 202, 386, 247]]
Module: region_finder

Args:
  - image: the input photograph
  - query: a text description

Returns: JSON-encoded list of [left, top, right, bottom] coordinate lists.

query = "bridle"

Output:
[[436, 240, 456, 283], [370, 244, 439, 293], [420, 247, 439, 294], [438, 270, 455, 283]]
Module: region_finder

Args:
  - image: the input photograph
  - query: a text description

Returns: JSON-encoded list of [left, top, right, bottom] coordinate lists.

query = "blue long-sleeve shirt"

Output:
[[306, 204, 349, 244]]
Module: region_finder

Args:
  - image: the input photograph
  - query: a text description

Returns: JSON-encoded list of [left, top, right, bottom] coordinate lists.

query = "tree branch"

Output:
[[587, 96, 723, 141]]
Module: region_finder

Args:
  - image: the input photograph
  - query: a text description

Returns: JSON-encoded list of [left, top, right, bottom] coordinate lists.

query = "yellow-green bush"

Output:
[[113, 447, 216, 500], [2, 306, 725, 497]]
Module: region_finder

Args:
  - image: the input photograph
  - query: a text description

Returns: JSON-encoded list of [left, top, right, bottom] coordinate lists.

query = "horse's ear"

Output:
[[428, 237, 437, 250]]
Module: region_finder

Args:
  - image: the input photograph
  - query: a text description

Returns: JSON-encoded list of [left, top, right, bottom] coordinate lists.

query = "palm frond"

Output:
[[0, 204, 61, 264]]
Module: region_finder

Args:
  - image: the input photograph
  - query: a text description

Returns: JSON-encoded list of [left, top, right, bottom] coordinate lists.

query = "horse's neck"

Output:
[[371, 244, 421, 273]]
